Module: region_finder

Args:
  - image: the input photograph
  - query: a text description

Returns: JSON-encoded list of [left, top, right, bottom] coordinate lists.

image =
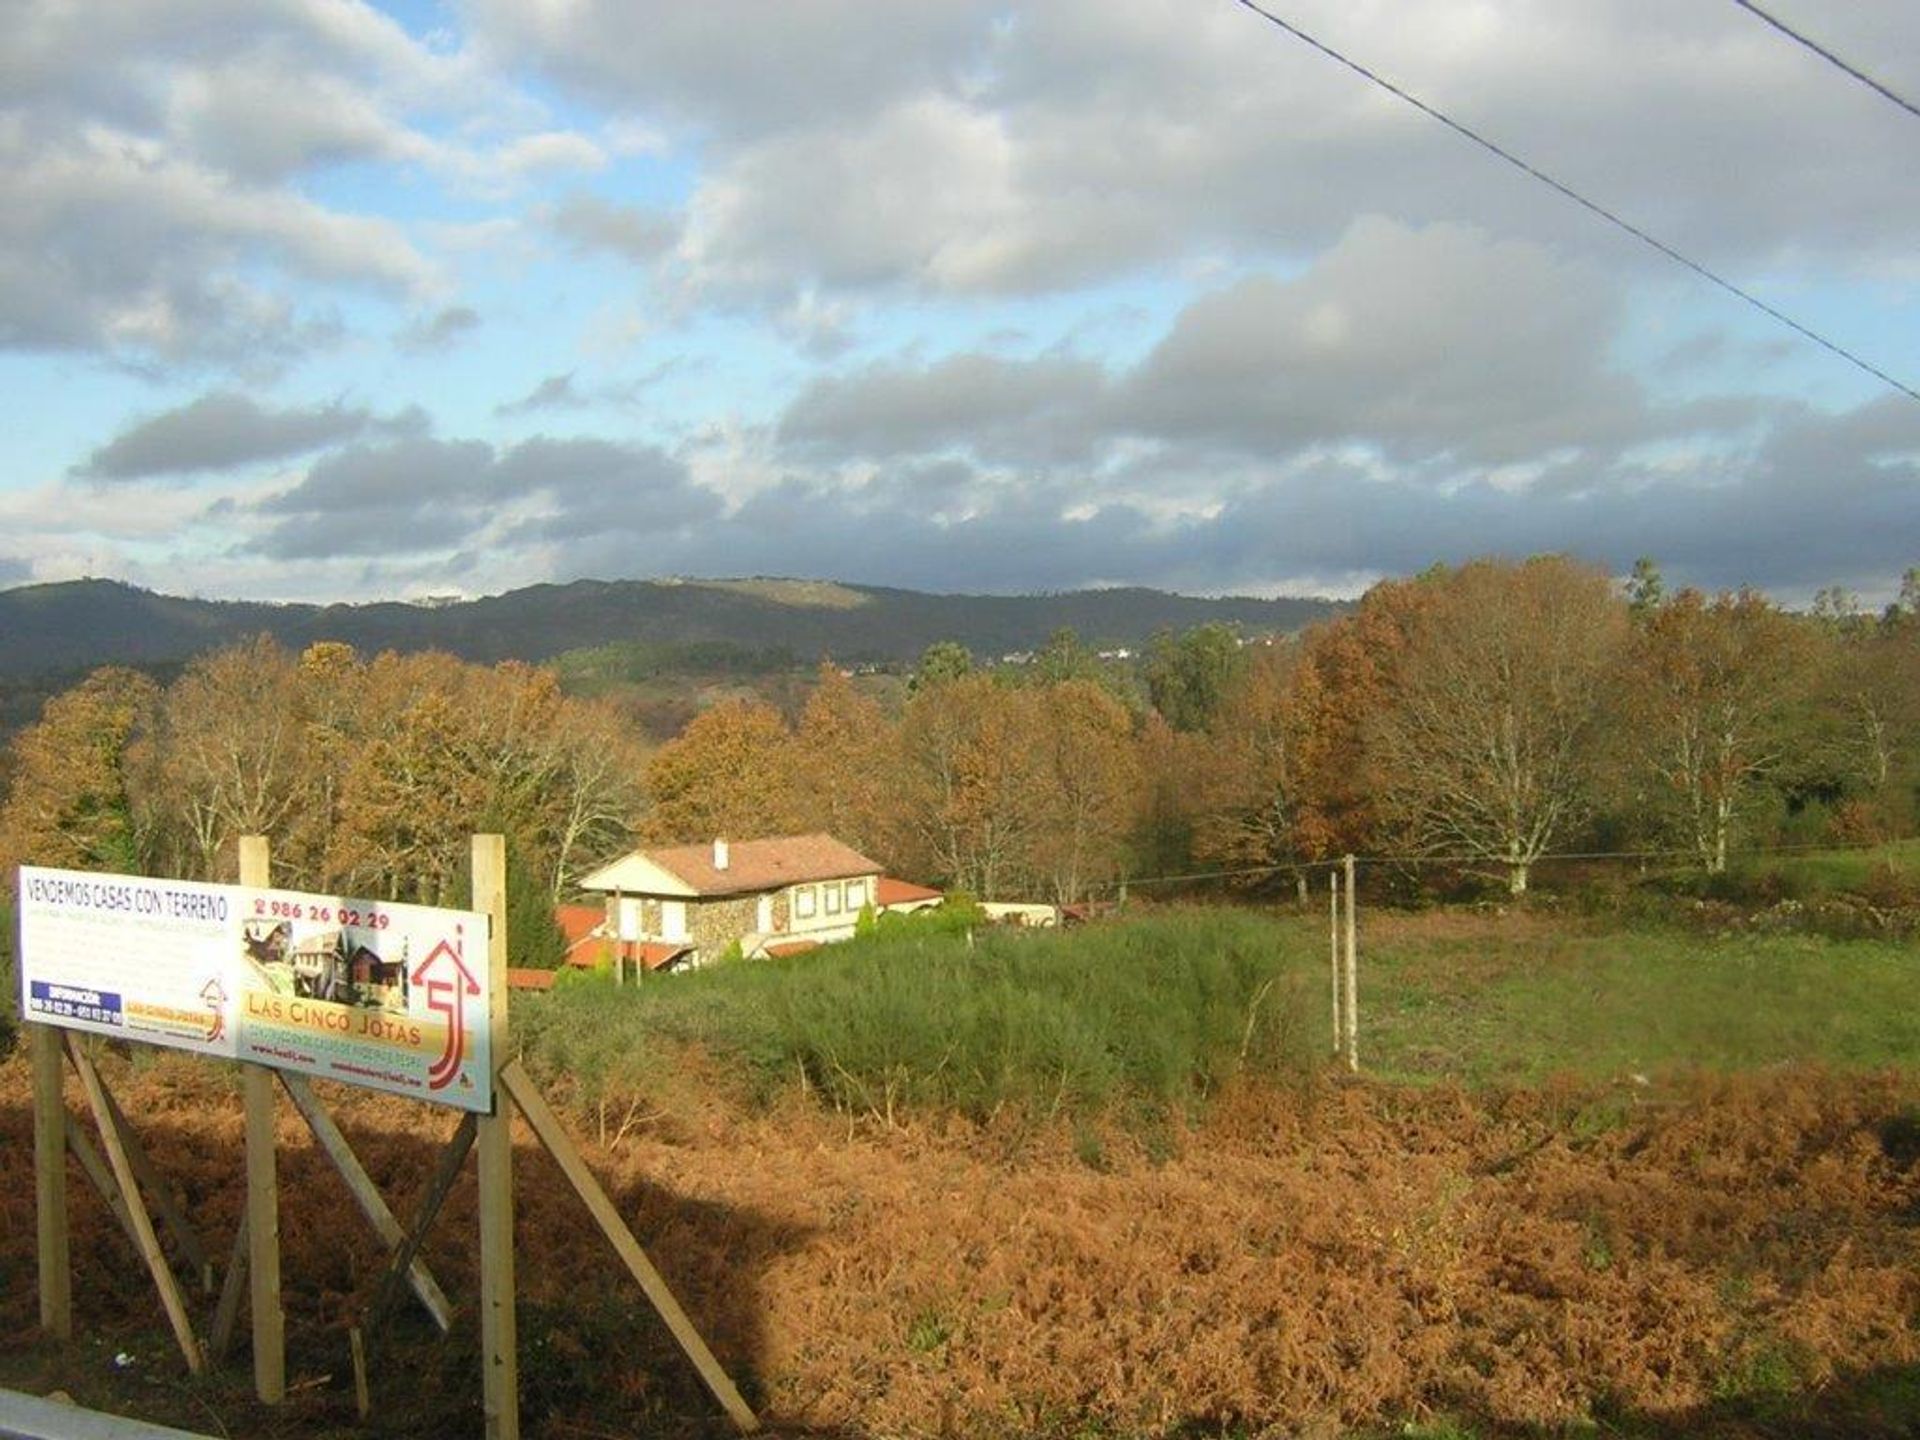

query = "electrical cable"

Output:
[[1731, 0, 1920, 124], [1102, 836, 1903, 892], [1226, 0, 1920, 405]]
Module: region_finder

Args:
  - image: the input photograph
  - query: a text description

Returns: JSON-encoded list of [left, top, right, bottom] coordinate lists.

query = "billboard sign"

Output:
[[17, 866, 492, 1112]]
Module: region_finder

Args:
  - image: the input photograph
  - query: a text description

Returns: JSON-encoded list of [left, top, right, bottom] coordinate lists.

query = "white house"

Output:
[[577, 833, 887, 968]]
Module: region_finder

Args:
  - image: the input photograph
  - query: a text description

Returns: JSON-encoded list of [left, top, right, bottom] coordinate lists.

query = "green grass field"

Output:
[[514, 904, 1920, 1121], [1355, 912, 1919, 1085]]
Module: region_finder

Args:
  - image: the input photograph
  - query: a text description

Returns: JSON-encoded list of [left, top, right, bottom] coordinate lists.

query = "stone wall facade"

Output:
[[687, 894, 761, 962]]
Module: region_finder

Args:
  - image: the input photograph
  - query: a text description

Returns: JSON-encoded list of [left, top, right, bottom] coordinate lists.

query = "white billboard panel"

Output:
[[17, 866, 493, 1112]]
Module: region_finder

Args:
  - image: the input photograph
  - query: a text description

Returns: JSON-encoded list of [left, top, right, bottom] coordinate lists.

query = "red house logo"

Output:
[[411, 928, 481, 1091]]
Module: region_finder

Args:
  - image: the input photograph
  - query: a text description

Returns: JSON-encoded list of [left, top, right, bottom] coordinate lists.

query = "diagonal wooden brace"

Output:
[[278, 1073, 452, 1332]]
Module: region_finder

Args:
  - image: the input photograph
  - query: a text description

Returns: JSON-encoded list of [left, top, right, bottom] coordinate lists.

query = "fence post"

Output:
[[473, 834, 519, 1440], [238, 835, 285, 1402], [1328, 870, 1340, 1056], [1342, 854, 1359, 1072], [31, 1019, 70, 1340]]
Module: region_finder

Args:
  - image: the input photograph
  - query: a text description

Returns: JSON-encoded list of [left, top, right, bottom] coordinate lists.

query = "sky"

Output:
[[2, 0, 1916, 606]]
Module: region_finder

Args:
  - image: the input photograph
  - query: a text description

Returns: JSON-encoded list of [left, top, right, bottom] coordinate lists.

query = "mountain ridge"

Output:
[[0, 575, 1346, 679]]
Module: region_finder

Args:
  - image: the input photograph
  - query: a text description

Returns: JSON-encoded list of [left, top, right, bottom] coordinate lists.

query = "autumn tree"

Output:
[[1190, 643, 1296, 873], [897, 674, 1048, 897], [0, 667, 162, 876], [1625, 588, 1821, 871], [542, 696, 649, 897], [792, 663, 899, 861], [1027, 679, 1142, 903], [1281, 578, 1432, 859], [641, 699, 802, 843], [332, 682, 488, 902], [279, 640, 367, 890], [154, 635, 301, 880], [1368, 557, 1625, 894]]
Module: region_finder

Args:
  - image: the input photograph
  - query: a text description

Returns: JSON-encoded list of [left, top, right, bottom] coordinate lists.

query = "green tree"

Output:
[[910, 641, 974, 691], [1144, 623, 1245, 732], [1626, 556, 1664, 622]]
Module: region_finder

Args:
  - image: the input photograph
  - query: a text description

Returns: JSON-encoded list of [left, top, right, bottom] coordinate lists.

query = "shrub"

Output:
[[514, 909, 1317, 1125]]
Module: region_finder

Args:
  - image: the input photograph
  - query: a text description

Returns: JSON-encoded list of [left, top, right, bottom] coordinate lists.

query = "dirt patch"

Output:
[[2, 1053, 1916, 1438]]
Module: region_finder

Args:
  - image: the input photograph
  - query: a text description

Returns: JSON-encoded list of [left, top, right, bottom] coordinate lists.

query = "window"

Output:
[[824, 883, 841, 915], [845, 879, 866, 908], [794, 886, 816, 919]]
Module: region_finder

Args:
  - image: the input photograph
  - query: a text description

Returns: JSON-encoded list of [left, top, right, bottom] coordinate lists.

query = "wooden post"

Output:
[[96, 1079, 212, 1288], [473, 834, 519, 1440], [66, 1123, 143, 1254], [500, 1061, 759, 1433], [30, 1023, 71, 1340], [67, 1037, 204, 1373], [238, 835, 285, 1403], [366, 1113, 477, 1340], [1342, 854, 1359, 1073], [209, 1211, 249, 1361], [1328, 870, 1341, 1057], [612, 888, 624, 987], [279, 1074, 453, 1331]]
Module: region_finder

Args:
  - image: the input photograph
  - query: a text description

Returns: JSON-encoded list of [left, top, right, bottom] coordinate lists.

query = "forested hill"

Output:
[[0, 576, 1342, 678]]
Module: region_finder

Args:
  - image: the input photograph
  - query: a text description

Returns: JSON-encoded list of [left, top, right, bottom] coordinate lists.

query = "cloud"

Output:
[[547, 193, 678, 262], [79, 391, 425, 480], [496, 373, 584, 415], [0, 0, 611, 366], [1121, 218, 1654, 464], [0, 123, 434, 364], [398, 305, 482, 352], [251, 434, 718, 560], [780, 351, 1109, 465], [480, 0, 1920, 307], [770, 220, 1668, 473]]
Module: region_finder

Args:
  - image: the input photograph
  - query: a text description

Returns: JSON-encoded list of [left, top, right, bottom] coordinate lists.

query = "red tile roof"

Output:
[[642, 833, 882, 897], [763, 939, 822, 959], [555, 904, 604, 945], [507, 968, 557, 991], [634, 941, 694, 972], [876, 876, 943, 907]]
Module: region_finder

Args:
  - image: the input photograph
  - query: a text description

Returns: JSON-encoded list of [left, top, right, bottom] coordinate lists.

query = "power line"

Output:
[[1105, 836, 1902, 892], [1226, 0, 1920, 406], [1731, 0, 1920, 124]]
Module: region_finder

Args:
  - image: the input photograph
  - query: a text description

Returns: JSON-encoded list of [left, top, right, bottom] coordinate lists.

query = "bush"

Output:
[[514, 909, 1317, 1125]]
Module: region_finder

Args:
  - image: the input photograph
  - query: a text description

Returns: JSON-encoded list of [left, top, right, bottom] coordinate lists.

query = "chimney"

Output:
[[712, 838, 729, 871]]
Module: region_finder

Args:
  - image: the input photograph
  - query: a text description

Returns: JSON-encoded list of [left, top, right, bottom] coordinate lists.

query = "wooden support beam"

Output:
[[1329, 870, 1340, 1056], [473, 834, 519, 1440], [208, 1210, 248, 1362], [1343, 853, 1359, 1073], [239, 834, 285, 1403], [66, 1122, 143, 1255], [65, 1036, 204, 1374], [365, 1112, 476, 1341], [500, 1059, 759, 1434], [96, 1077, 213, 1290], [278, 1073, 452, 1332], [30, 1024, 71, 1341]]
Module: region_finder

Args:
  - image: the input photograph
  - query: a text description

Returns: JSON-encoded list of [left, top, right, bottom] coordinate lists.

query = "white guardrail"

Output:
[[0, 1391, 215, 1440]]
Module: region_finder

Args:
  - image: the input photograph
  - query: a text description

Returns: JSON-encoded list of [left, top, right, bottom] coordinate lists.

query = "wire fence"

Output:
[[1098, 835, 1910, 896]]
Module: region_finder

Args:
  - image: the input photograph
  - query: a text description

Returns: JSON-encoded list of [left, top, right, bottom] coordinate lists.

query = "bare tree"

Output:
[[1369, 557, 1625, 894], [1625, 588, 1816, 872]]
